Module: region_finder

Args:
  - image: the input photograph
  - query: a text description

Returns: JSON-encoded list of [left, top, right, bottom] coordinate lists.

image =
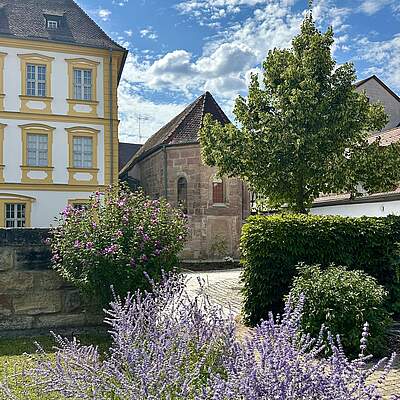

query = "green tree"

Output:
[[199, 9, 400, 213]]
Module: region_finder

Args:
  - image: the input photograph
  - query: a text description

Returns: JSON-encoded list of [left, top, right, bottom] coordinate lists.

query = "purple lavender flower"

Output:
[[7, 275, 396, 400], [141, 254, 148, 262]]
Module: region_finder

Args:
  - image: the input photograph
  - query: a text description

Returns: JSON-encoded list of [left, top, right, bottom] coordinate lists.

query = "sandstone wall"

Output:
[[143, 144, 250, 261], [0, 229, 101, 333]]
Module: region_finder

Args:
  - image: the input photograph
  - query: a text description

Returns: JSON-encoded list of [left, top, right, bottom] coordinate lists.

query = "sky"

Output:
[[77, 0, 400, 144]]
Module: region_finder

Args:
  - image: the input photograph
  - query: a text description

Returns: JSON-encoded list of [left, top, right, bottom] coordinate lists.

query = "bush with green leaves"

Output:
[[49, 184, 187, 308], [241, 213, 400, 325], [289, 264, 392, 357]]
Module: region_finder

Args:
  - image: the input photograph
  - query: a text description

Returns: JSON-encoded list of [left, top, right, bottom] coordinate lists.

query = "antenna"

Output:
[[137, 114, 151, 143]]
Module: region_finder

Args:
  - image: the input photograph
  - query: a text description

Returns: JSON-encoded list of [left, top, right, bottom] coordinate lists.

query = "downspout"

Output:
[[109, 48, 114, 185], [163, 145, 168, 201]]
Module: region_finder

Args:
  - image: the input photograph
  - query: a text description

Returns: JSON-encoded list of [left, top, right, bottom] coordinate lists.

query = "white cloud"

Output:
[[116, 0, 361, 142], [97, 8, 111, 21], [355, 34, 400, 90], [140, 27, 158, 40], [358, 0, 393, 15], [124, 30, 133, 37]]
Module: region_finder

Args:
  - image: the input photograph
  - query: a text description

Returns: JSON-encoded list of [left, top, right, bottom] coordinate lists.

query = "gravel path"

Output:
[[184, 268, 400, 398]]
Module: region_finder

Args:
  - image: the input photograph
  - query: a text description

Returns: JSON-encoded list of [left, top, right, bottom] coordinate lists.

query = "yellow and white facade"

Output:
[[0, 37, 125, 227]]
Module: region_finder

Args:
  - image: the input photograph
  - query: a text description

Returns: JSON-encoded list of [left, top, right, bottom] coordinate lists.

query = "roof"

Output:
[[119, 142, 142, 172], [0, 0, 126, 52], [355, 75, 400, 103], [120, 91, 230, 174], [368, 126, 400, 146], [314, 126, 400, 206]]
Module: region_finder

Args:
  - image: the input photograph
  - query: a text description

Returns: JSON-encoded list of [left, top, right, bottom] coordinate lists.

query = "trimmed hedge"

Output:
[[241, 214, 400, 326]]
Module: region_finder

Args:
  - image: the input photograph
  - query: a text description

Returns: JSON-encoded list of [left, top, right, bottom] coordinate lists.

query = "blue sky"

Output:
[[78, 0, 400, 144]]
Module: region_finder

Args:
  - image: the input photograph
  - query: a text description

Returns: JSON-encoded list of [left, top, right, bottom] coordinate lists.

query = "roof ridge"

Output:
[[205, 91, 230, 124], [165, 93, 206, 144]]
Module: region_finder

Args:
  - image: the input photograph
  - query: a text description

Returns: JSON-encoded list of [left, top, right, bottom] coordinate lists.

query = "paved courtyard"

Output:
[[184, 268, 399, 398]]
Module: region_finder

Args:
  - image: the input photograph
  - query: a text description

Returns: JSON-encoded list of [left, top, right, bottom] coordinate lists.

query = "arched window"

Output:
[[177, 177, 188, 214], [212, 176, 224, 204]]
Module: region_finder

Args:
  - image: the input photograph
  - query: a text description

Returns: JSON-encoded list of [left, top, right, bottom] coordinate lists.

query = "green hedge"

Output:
[[241, 214, 400, 326], [289, 265, 391, 357]]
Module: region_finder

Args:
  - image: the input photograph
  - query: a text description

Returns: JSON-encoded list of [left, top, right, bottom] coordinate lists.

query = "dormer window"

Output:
[[44, 12, 63, 30], [47, 20, 58, 29]]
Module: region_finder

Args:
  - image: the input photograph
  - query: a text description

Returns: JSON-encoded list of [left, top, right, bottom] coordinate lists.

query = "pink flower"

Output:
[[74, 240, 82, 249], [102, 244, 119, 255], [85, 242, 94, 250]]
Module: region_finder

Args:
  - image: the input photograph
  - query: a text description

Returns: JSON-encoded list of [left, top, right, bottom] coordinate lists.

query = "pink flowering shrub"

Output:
[[1, 274, 398, 399], [49, 184, 187, 307]]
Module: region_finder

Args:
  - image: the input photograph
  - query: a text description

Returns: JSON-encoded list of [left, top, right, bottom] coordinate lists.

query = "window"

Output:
[[27, 133, 48, 167], [73, 136, 93, 168], [177, 177, 188, 214], [212, 177, 224, 204], [26, 64, 46, 97], [72, 203, 89, 211], [5, 203, 26, 228], [47, 20, 58, 29], [73, 69, 92, 101]]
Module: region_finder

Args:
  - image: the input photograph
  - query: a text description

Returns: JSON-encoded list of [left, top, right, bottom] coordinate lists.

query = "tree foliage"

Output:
[[199, 10, 400, 212]]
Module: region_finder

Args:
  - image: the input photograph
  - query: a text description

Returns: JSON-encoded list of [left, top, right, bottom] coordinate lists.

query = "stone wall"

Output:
[[130, 144, 251, 261], [0, 229, 102, 333]]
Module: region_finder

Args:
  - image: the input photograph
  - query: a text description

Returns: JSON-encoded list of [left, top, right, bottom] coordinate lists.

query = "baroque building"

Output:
[[0, 0, 126, 227], [120, 92, 251, 261]]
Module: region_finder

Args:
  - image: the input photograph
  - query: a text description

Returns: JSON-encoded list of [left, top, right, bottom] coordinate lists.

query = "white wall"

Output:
[[0, 189, 96, 227], [311, 200, 400, 217], [356, 79, 400, 131], [2, 119, 105, 185], [2, 46, 104, 117]]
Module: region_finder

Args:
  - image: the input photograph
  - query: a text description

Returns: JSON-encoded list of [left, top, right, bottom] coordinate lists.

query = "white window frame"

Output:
[[27, 133, 48, 167], [5, 203, 26, 228], [73, 68, 92, 101], [47, 20, 58, 29], [73, 136, 93, 168], [26, 64, 47, 97]]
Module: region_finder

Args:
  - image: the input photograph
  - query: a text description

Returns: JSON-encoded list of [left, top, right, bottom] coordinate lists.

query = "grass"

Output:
[[0, 333, 111, 399]]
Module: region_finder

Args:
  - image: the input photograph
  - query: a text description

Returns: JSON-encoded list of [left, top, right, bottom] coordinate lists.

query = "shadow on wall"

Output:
[[0, 229, 102, 333]]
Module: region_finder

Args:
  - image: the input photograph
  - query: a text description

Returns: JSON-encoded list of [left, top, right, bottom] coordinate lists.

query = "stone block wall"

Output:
[[131, 143, 251, 261], [0, 229, 102, 333]]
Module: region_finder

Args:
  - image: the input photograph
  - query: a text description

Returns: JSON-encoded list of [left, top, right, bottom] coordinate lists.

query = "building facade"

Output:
[[120, 92, 250, 261], [312, 75, 400, 217], [0, 0, 126, 227]]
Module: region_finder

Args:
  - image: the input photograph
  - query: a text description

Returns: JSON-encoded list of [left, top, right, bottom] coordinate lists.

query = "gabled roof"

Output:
[[355, 75, 400, 103], [0, 0, 126, 52], [120, 91, 230, 174], [119, 142, 142, 172]]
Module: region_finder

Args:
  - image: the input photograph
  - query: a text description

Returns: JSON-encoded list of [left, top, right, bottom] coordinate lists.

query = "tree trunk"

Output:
[[295, 176, 308, 214]]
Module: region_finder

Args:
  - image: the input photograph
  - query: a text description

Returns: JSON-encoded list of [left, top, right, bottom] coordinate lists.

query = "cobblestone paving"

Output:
[[184, 268, 400, 398]]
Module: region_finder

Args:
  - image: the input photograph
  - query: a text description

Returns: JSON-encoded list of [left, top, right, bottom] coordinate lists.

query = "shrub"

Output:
[[1, 274, 397, 399], [289, 264, 392, 357], [49, 184, 187, 308], [241, 213, 400, 325]]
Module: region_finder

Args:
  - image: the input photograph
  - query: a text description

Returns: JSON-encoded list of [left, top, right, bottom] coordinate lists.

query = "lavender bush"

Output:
[[49, 184, 187, 307], [2, 274, 398, 399]]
